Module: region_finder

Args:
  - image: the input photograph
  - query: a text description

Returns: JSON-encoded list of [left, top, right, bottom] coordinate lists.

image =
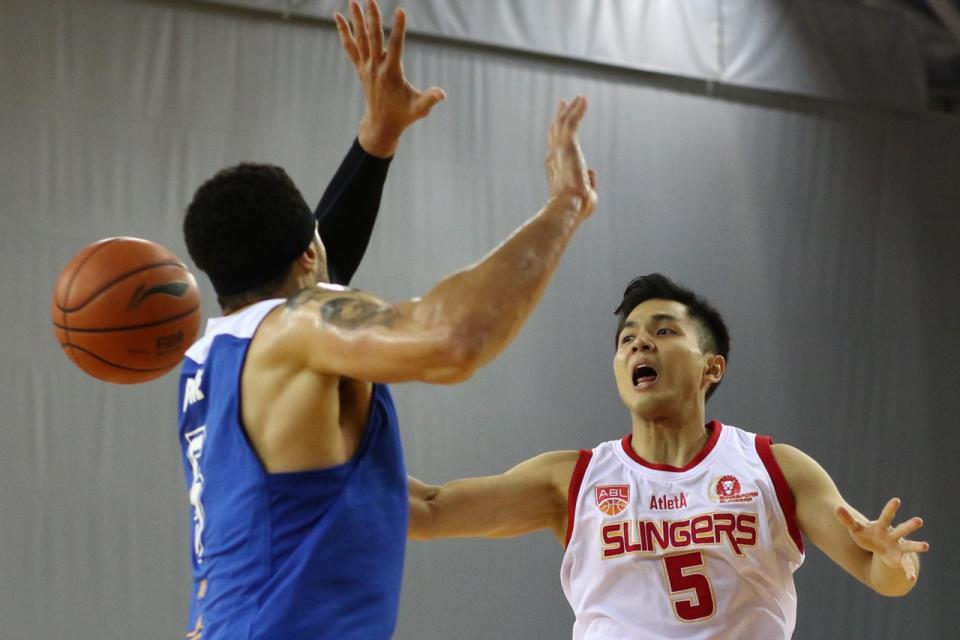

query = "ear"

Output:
[[295, 241, 319, 272], [703, 354, 725, 384]]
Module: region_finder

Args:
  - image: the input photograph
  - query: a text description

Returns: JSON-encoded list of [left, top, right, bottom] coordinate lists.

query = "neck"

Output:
[[220, 294, 273, 316], [628, 402, 710, 468], [220, 273, 319, 316]]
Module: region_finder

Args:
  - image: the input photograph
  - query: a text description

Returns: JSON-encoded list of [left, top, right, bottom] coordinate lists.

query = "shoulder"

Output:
[[505, 450, 582, 499], [528, 449, 582, 464], [258, 284, 404, 361], [770, 443, 816, 474], [511, 450, 581, 479], [242, 285, 345, 371], [282, 284, 400, 327], [769, 442, 835, 497], [285, 282, 352, 306]]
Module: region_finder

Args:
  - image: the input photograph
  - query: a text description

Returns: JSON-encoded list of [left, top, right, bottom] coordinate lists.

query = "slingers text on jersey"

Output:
[[560, 423, 804, 640], [601, 511, 757, 558]]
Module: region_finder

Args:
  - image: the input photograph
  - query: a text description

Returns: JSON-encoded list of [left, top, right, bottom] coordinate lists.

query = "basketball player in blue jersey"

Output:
[[176, 1, 598, 637], [408, 274, 929, 639]]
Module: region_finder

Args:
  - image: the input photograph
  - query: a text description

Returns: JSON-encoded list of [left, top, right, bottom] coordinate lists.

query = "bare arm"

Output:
[[409, 450, 579, 543], [271, 96, 597, 384], [772, 444, 929, 596]]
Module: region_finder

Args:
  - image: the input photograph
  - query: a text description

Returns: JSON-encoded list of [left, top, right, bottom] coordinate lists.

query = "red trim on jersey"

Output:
[[755, 435, 804, 554], [564, 449, 593, 548], [620, 421, 723, 472]]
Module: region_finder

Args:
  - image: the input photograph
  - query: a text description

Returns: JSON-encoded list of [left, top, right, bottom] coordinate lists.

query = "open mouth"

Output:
[[632, 363, 659, 388]]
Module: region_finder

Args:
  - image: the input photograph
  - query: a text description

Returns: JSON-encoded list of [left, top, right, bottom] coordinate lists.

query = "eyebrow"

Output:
[[619, 314, 682, 335], [622, 314, 681, 329]]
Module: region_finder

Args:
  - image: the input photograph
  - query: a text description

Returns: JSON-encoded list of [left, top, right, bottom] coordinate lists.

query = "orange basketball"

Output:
[[51, 237, 202, 384]]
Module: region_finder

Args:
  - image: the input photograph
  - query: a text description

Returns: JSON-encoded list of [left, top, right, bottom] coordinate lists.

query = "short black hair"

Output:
[[614, 273, 730, 401], [184, 163, 315, 309]]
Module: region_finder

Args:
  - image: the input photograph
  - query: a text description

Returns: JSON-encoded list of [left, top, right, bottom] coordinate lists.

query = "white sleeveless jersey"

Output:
[[560, 422, 804, 640]]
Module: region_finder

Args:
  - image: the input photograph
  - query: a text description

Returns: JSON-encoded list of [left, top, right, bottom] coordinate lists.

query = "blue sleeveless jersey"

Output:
[[177, 299, 407, 639]]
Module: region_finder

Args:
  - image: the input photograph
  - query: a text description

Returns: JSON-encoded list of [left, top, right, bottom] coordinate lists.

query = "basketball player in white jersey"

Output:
[[409, 273, 928, 639]]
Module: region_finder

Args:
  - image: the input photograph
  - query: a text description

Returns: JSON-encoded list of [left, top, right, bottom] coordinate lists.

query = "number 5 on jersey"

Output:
[[662, 551, 715, 622]]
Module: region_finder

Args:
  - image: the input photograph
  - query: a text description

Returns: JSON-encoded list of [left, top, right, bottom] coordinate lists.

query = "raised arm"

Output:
[[268, 96, 597, 384], [409, 451, 579, 543], [772, 443, 929, 596], [318, 0, 446, 285], [315, 141, 390, 286], [335, 0, 445, 158]]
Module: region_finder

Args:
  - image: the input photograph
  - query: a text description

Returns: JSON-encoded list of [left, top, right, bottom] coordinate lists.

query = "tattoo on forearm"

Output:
[[320, 297, 399, 330]]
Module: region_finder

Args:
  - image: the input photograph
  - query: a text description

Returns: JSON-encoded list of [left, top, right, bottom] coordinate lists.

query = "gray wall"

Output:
[[1, 0, 956, 638]]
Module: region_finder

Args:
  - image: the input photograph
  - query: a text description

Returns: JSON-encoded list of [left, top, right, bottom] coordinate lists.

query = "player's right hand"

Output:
[[545, 96, 597, 220]]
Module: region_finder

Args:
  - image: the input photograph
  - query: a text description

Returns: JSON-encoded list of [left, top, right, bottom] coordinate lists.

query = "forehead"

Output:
[[622, 299, 691, 328]]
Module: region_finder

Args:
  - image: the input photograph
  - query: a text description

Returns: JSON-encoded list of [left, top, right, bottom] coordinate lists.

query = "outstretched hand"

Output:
[[545, 96, 597, 220], [835, 498, 929, 581], [335, 0, 446, 157]]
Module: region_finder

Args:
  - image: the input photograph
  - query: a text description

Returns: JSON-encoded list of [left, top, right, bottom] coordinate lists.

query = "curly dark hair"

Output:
[[184, 163, 315, 310], [614, 273, 730, 401]]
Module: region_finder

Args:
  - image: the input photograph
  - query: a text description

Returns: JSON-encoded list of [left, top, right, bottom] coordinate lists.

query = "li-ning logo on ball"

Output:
[[127, 281, 191, 310], [708, 474, 759, 504], [596, 484, 630, 516], [185, 426, 207, 563]]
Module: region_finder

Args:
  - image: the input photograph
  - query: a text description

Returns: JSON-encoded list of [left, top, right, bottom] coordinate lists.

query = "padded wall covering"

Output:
[[0, 0, 956, 637]]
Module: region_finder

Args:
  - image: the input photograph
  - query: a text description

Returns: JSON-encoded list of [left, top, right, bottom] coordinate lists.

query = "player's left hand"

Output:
[[835, 498, 929, 581], [545, 96, 597, 220], [335, 0, 446, 157]]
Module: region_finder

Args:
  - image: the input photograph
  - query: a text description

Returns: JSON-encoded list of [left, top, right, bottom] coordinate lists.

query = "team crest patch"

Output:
[[595, 485, 630, 516], [708, 474, 759, 504]]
